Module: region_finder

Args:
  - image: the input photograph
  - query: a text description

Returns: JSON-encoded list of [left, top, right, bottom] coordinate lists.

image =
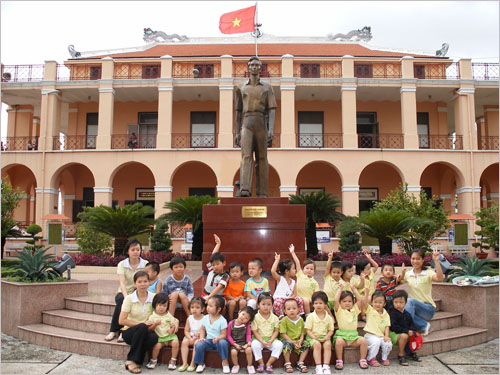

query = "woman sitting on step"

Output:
[[119, 270, 157, 374], [105, 239, 148, 343], [399, 248, 444, 337]]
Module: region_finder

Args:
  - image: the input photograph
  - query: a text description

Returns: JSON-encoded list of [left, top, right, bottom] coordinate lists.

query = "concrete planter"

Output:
[[1, 279, 88, 337], [432, 282, 499, 341]]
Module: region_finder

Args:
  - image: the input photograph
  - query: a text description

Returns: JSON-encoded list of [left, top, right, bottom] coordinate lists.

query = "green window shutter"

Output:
[[454, 223, 468, 245]]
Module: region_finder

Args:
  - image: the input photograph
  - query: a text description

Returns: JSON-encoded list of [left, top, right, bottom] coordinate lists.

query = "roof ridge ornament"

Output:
[[143, 27, 188, 43], [436, 43, 449, 57], [328, 26, 372, 42], [68, 45, 81, 58]]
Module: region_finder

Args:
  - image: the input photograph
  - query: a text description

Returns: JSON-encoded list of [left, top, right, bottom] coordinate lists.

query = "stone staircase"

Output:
[[17, 295, 489, 366]]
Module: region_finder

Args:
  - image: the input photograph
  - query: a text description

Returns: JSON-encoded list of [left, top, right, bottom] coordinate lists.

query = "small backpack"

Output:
[[409, 331, 423, 351]]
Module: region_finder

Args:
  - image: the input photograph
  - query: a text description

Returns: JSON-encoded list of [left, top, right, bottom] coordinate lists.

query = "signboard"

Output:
[[185, 230, 194, 243], [48, 223, 63, 245], [242, 206, 267, 218], [136, 188, 155, 201], [316, 229, 331, 243]]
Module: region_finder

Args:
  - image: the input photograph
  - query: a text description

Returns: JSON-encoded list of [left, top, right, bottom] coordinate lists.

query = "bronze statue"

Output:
[[234, 56, 277, 197]]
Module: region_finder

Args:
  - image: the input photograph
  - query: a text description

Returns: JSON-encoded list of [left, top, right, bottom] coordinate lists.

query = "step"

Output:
[[42, 309, 111, 335], [18, 324, 129, 360], [65, 296, 115, 316]]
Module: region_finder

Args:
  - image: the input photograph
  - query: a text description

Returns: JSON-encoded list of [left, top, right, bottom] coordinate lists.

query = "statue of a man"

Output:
[[234, 56, 277, 197]]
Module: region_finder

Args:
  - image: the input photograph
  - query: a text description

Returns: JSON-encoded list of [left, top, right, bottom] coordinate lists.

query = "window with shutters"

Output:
[[354, 64, 373, 78], [298, 112, 324, 147], [85, 113, 98, 149], [417, 112, 430, 148], [90, 66, 101, 80], [191, 111, 216, 147], [300, 64, 320, 78], [414, 65, 426, 79], [194, 64, 214, 78], [142, 65, 160, 79]]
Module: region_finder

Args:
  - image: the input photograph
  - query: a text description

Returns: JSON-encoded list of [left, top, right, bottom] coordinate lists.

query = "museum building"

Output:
[[1, 33, 498, 252]]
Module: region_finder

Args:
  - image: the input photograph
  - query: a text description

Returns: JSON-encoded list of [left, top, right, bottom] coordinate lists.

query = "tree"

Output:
[[338, 216, 362, 253], [375, 183, 450, 254], [289, 191, 344, 257], [472, 202, 499, 254], [75, 222, 113, 255], [24, 224, 43, 254], [78, 203, 155, 256], [161, 195, 220, 259], [150, 219, 172, 252], [359, 208, 428, 256], [1, 178, 23, 259]]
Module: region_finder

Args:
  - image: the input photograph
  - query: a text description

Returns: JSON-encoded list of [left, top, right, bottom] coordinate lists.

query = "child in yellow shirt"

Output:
[[363, 291, 392, 367], [289, 244, 319, 314]]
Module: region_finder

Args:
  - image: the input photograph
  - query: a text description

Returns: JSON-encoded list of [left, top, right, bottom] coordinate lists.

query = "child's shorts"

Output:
[[282, 340, 310, 354], [158, 333, 179, 343], [333, 329, 361, 345], [305, 335, 330, 346], [389, 331, 400, 347], [327, 300, 335, 311]]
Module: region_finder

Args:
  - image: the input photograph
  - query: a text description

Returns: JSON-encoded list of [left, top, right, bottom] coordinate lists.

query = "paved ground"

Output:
[[1, 334, 498, 375]]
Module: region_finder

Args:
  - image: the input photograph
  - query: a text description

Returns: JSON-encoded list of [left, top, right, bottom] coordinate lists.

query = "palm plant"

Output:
[[13, 247, 60, 282], [78, 203, 155, 256], [289, 191, 344, 257], [448, 255, 495, 278], [359, 208, 429, 256], [161, 195, 220, 259]]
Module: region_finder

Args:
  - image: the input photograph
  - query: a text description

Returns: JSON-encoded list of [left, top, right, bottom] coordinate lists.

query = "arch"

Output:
[[358, 161, 404, 205], [171, 161, 218, 200], [1, 164, 38, 225], [110, 162, 156, 206], [420, 162, 465, 213], [479, 162, 499, 207], [232, 164, 281, 197], [295, 161, 342, 198]]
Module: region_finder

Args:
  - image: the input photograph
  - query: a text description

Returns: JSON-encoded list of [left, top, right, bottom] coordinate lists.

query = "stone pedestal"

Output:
[[202, 197, 306, 271]]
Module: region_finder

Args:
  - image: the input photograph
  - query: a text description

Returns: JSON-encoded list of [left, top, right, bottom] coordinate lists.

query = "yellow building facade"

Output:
[[1, 37, 498, 251]]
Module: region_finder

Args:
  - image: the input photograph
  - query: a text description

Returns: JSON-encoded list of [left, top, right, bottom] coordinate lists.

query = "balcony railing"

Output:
[[171, 133, 217, 148], [478, 136, 499, 150], [298, 133, 342, 148], [1, 65, 45, 82], [114, 63, 160, 79], [372, 62, 401, 78], [57, 64, 102, 81], [415, 62, 460, 80], [53, 135, 96, 150], [1, 137, 38, 151], [419, 135, 463, 150], [358, 134, 404, 149], [233, 134, 281, 148], [293, 62, 342, 78], [472, 63, 499, 81], [111, 134, 157, 149], [232, 61, 281, 78], [172, 62, 221, 78]]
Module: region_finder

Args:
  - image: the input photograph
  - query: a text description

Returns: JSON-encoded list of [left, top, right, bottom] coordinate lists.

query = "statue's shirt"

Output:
[[235, 80, 277, 115]]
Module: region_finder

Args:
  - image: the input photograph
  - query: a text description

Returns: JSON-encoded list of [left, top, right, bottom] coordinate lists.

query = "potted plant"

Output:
[[447, 255, 495, 282], [472, 202, 499, 259]]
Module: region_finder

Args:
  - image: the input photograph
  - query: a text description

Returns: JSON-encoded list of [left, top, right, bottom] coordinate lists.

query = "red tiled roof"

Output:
[[89, 43, 433, 59]]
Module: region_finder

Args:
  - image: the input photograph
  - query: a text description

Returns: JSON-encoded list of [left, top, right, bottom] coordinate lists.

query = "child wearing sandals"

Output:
[[323, 252, 343, 313], [227, 306, 256, 374], [279, 299, 310, 373], [289, 244, 319, 314], [305, 292, 334, 375], [271, 252, 304, 318], [178, 297, 206, 372], [363, 291, 392, 367], [251, 293, 284, 374], [333, 279, 369, 370], [146, 293, 180, 370]]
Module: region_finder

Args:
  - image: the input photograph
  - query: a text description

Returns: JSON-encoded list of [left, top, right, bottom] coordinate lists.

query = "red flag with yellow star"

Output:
[[219, 5, 256, 34]]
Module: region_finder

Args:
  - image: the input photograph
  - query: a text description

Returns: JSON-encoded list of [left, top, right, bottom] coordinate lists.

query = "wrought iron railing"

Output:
[[53, 135, 96, 150], [472, 63, 499, 81], [1, 64, 45, 82], [1, 137, 38, 151], [293, 62, 342, 78], [172, 62, 221, 78], [418, 135, 463, 150], [233, 134, 281, 148], [170, 222, 186, 238], [372, 62, 401, 78], [478, 136, 499, 150], [298, 133, 342, 148], [415, 62, 460, 80], [111, 134, 157, 149], [358, 133, 404, 149], [171, 133, 217, 148], [113, 63, 161, 79], [57, 64, 102, 81], [232, 61, 281, 78]]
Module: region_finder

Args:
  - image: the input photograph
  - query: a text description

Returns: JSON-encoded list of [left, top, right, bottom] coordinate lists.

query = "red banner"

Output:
[[219, 5, 256, 34]]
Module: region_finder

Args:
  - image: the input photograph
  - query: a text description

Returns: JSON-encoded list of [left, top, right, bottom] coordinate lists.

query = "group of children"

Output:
[[140, 235, 422, 374]]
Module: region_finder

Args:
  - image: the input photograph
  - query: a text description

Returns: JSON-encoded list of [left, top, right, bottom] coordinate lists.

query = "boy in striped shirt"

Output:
[[376, 263, 405, 311]]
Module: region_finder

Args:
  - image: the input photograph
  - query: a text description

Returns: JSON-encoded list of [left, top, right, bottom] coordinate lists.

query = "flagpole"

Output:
[[252, 1, 262, 57]]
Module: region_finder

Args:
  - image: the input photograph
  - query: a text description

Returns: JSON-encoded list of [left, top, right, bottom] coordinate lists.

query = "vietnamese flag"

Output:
[[219, 5, 256, 34]]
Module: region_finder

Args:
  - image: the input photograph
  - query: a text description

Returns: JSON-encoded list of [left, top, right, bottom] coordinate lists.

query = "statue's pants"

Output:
[[240, 115, 268, 196]]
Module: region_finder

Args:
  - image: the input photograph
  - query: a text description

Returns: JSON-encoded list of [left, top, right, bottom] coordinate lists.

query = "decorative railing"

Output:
[[64, 223, 77, 238], [293, 62, 342, 78], [53, 135, 96, 150], [298, 133, 342, 148], [113, 63, 160, 79], [172, 62, 221, 78], [372, 62, 401, 78], [232, 61, 281, 78], [358, 133, 404, 149], [170, 222, 186, 238], [415, 62, 460, 80], [171, 133, 217, 148], [472, 63, 499, 81], [233, 133, 280, 148], [418, 134, 463, 150], [478, 136, 499, 150], [1, 137, 38, 151], [111, 134, 157, 149], [1, 64, 45, 82], [57, 64, 102, 81]]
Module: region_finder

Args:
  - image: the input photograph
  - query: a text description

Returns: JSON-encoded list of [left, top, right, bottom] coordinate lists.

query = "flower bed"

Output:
[[310, 252, 461, 266], [64, 252, 191, 267]]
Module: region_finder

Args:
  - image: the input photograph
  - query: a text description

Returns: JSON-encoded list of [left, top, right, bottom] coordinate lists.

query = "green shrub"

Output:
[[338, 216, 362, 252], [448, 255, 495, 279], [75, 222, 113, 255], [150, 220, 172, 252], [12, 247, 60, 282]]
